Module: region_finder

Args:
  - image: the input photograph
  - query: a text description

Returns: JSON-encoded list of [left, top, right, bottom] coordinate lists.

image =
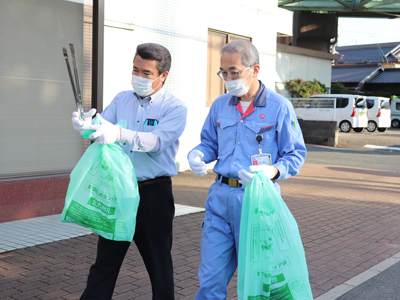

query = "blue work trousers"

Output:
[[195, 179, 245, 299]]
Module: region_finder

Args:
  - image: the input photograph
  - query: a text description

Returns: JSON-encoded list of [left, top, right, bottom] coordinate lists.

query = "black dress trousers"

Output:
[[80, 178, 175, 300]]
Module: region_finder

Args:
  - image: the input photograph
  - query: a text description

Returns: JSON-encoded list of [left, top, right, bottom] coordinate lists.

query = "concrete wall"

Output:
[[275, 44, 336, 98], [103, 0, 292, 171], [276, 7, 293, 36], [298, 120, 338, 147]]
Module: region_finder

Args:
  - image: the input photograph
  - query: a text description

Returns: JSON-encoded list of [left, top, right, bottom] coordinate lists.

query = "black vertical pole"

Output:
[[92, 0, 104, 113]]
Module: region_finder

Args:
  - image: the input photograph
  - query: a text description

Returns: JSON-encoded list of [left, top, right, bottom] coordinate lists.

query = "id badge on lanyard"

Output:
[[251, 133, 272, 166]]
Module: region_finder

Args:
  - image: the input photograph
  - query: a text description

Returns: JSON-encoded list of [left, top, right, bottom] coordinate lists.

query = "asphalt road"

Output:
[[336, 260, 400, 300], [337, 127, 400, 150], [305, 128, 400, 173], [307, 127, 400, 300]]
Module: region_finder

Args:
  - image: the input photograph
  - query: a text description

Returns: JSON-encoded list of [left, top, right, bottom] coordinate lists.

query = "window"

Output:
[[336, 98, 349, 108], [356, 98, 366, 108], [367, 99, 375, 109], [396, 102, 400, 110], [206, 29, 251, 107], [380, 100, 390, 109]]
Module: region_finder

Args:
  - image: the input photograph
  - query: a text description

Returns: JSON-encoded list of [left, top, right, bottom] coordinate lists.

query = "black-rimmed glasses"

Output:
[[217, 66, 251, 80]]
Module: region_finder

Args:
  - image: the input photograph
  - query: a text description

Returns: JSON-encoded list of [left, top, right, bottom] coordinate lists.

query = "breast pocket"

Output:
[[142, 118, 159, 132], [143, 125, 155, 132], [245, 121, 275, 147], [216, 118, 237, 156]]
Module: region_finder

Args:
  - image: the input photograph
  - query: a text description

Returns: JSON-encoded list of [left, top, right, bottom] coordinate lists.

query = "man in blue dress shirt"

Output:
[[188, 40, 306, 299], [72, 43, 187, 300]]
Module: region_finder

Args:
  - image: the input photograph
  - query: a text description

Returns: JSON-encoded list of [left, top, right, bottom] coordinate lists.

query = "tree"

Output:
[[331, 81, 347, 91], [284, 78, 327, 98]]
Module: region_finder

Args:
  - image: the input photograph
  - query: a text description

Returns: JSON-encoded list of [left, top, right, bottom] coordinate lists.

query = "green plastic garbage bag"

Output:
[[61, 120, 139, 242], [238, 172, 313, 300]]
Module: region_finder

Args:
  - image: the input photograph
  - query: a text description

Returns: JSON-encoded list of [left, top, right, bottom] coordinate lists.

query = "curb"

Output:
[[315, 250, 400, 300]]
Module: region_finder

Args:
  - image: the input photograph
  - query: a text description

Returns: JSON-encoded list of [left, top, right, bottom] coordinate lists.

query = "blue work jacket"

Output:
[[193, 81, 306, 189]]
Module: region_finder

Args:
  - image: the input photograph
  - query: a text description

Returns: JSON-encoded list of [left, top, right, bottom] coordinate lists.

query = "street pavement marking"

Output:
[[315, 251, 400, 300], [0, 204, 205, 254], [364, 144, 400, 151], [175, 203, 205, 216]]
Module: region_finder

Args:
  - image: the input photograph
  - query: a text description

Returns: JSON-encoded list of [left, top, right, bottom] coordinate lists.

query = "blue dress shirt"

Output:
[[101, 87, 187, 181]]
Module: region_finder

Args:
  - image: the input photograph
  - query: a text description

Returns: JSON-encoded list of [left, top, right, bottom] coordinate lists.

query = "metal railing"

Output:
[[289, 98, 337, 121], [289, 98, 336, 109]]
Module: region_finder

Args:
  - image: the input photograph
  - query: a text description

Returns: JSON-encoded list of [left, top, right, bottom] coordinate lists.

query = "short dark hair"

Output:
[[134, 43, 171, 75]]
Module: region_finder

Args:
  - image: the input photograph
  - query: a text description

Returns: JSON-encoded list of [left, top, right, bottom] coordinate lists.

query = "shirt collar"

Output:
[[133, 86, 166, 104], [228, 80, 267, 107]]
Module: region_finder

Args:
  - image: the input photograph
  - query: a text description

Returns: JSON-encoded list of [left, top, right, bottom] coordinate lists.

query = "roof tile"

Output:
[[335, 42, 400, 64], [367, 68, 400, 84], [332, 64, 380, 83]]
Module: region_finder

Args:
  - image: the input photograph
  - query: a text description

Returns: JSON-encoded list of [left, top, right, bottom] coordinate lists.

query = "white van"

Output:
[[391, 97, 400, 128], [365, 97, 391, 132], [307, 94, 368, 132]]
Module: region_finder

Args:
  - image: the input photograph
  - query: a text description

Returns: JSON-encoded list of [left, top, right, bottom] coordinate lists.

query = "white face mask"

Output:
[[224, 67, 254, 97], [131, 74, 162, 97]]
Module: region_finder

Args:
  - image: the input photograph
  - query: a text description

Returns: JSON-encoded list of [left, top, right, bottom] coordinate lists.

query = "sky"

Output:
[[337, 17, 400, 47]]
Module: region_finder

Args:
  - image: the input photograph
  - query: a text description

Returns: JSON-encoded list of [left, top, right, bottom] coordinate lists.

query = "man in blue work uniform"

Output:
[[71, 43, 187, 300], [188, 40, 306, 299]]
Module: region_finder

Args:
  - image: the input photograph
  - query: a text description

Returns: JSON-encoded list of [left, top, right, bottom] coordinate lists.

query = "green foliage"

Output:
[[284, 78, 327, 98], [331, 81, 347, 91]]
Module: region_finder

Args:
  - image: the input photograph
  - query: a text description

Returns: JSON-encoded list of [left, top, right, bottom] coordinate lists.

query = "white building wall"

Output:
[[275, 51, 333, 98], [103, 0, 287, 171], [276, 7, 293, 36]]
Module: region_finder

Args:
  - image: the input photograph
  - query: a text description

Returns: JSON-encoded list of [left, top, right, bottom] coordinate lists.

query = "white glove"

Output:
[[86, 114, 121, 145], [71, 108, 97, 132], [188, 150, 208, 176], [249, 165, 278, 180], [238, 165, 279, 186], [238, 169, 254, 186]]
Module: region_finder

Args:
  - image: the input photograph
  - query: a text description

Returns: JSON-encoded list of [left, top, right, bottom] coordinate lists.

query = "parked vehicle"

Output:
[[391, 97, 400, 128], [290, 94, 368, 133], [365, 97, 391, 132]]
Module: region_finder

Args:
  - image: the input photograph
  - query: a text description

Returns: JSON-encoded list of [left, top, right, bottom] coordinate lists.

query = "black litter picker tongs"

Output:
[[62, 44, 85, 121]]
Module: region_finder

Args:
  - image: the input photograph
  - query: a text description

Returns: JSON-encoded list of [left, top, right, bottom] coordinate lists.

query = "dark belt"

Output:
[[217, 174, 242, 187], [138, 176, 171, 189]]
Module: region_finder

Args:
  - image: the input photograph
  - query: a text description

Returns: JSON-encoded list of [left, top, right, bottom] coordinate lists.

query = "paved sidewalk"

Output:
[[1, 163, 400, 299], [0, 205, 204, 254]]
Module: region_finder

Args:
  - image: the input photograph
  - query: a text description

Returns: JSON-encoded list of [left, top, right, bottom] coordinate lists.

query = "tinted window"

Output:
[[336, 98, 349, 108], [380, 100, 390, 109], [356, 98, 366, 108], [366, 99, 375, 109], [396, 102, 400, 110]]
